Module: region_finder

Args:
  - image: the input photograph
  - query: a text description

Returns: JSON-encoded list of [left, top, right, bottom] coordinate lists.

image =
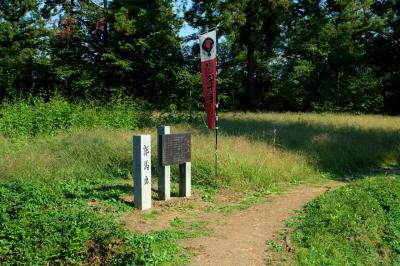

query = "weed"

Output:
[[267, 240, 284, 252], [289, 175, 400, 265], [170, 217, 185, 227], [0, 98, 149, 139], [1, 110, 399, 264], [120, 230, 190, 265], [143, 210, 159, 220]]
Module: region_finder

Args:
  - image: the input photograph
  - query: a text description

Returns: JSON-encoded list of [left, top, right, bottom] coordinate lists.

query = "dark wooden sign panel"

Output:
[[161, 133, 191, 166]]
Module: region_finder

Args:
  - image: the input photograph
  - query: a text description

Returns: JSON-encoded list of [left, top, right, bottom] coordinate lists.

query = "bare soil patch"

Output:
[[121, 181, 344, 265], [187, 181, 344, 266]]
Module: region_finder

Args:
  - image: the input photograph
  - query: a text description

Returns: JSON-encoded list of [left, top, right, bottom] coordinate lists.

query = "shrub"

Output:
[[0, 98, 149, 138], [0, 179, 122, 264]]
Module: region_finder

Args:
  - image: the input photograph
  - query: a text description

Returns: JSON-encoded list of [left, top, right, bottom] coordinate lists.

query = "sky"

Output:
[[180, 22, 195, 37], [174, 0, 196, 37]]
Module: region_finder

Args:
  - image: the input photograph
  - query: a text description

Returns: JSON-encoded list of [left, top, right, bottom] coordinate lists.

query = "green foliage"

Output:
[[290, 175, 400, 265], [1, 0, 400, 113], [0, 178, 189, 265], [0, 0, 48, 98], [269, 0, 395, 113], [0, 178, 120, 264], [121, 230, 189, 265], [0, 128, 190, 265], [0, 98, 148, 138], [0, 110, 399, 264], [186, 0, 290, 109], [101, 0, 184, 106], [184, 0, 400, 113]]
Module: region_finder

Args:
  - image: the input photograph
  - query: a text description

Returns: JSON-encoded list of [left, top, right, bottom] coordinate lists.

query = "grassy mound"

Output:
[[291, 175, 400, 265], [1, 103, 399, 264]]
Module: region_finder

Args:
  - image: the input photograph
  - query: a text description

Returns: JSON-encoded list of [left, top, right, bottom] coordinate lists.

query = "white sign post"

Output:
[[133, 135, 152, 210], [157, 126, 171, 200]]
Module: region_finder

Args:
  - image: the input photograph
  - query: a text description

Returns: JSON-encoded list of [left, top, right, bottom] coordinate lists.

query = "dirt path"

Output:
[[121, 181, 344, 265], [185, 181, 344, 266]]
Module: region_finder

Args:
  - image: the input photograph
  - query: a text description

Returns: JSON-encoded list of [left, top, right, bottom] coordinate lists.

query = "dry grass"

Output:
[[0, 112, 398, 265], [221, 112, 400, 130], [189, 129, 321, 189], [1, 112, 399, 191], [215, 112, 400, 175]]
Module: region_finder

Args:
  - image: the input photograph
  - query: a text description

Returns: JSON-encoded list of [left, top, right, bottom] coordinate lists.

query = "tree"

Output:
[[47, 0, 110, 98], [103, 0, 184, 105], [278, 0, 386, 112], [0, 0, 47, 99], [369, 0, 400, 114], [185, 0, 289, 109]]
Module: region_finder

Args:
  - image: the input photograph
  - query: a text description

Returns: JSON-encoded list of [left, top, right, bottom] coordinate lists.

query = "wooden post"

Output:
[[133, 135, 152, 210], [157, 126, 171, 200]]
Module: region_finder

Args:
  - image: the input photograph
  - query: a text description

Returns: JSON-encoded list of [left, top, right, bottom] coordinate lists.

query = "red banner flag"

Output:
[[199, 30, 217, 129]]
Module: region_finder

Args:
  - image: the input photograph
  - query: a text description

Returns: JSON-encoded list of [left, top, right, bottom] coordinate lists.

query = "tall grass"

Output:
[[189, 129, 322, 189], [0, 129, 193, 265], [216, 112, 400, 175], [1, 102, 399, 264], [0, 98, 148, 138]]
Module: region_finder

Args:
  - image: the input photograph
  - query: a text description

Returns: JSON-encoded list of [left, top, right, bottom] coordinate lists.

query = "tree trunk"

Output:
[[247, 41, 256, 110], [246, 1, 256, 110], [103, 0, 108, 45]]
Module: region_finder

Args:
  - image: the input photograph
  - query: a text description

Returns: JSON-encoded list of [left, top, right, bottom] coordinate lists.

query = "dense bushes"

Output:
[[0, 178, 189, 265], [0, 179, 121, 264], [0, 98, 149, 138], [0, 129, 189, 265], [291, 175, 400, 265]]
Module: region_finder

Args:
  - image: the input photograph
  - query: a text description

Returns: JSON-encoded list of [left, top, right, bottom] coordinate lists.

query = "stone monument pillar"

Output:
[[157, 126, 171, 200], [179, 162, 191, 197], [133, 135, 152, 210]]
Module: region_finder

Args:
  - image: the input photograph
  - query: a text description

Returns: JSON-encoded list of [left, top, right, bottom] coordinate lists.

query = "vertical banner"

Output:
[[199, 30, 217, 129]]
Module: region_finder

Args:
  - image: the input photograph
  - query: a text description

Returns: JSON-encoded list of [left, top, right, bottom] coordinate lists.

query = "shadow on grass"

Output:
[[194, 116, 400, 179], [80, 184, 134, 207], [96, 184, 132, 194], [151, 187, 181, 197]]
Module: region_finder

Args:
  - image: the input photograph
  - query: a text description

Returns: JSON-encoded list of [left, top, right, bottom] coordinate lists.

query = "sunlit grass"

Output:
[[216, 112, 400, 175], [291, 175, 400, 266], [2, 111, 399, 190], [0, 126, 322, 191], [1, 111, 399, 264], [220, 112, 400, 130]]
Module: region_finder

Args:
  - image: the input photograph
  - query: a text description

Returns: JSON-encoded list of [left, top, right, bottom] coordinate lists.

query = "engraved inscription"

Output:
[[144, 160, 150, 171], [143, 145, 150, 157], [161, 133, 191, 166]]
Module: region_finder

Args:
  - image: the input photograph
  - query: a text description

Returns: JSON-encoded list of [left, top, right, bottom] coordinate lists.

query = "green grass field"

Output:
[[0, 100, 399, 264], [287, 175, 400, 265]]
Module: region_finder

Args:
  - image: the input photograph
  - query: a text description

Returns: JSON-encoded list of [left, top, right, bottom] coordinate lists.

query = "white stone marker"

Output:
[[179, 162, 191, 197], [157, 126, 171, 200], [133, 135, 152, 210]]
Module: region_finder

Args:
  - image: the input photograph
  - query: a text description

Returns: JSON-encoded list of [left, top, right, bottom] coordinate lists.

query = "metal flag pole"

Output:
[[215, 103, 218, 177], [214, 23, 220, 178]]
